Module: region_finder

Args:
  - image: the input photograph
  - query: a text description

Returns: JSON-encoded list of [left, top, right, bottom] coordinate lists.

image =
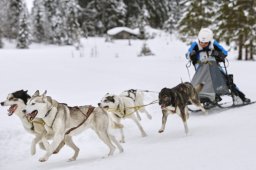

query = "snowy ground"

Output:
[[0, 33, 256, 170]]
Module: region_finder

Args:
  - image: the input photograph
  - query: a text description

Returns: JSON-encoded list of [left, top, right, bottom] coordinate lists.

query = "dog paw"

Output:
[[118, 147, 124, 153], [147, 114, 152, 120], [141, 133, 147, 137], [119, 139, 125, 143], [31, 150, 36, 156], [158, 129, 164, 133], [39, 158, 47, 162], [67, 157, 76, 162]]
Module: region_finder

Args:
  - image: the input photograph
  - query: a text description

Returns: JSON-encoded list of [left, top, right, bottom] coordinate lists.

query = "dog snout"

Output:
[[0, 102, 4, 106], [98, 103, 101, 107], [22, 109, 26, 113]]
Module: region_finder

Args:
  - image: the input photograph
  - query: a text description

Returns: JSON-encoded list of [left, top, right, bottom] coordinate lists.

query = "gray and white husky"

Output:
[[24, 90, 123, 162], [98, 92, 148, 143], [0, 90, 52, 155]]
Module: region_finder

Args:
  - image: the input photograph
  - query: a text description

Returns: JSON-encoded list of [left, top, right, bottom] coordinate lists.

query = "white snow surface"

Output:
[[0, 34, 256, 170], [107, 27, 140, 36]]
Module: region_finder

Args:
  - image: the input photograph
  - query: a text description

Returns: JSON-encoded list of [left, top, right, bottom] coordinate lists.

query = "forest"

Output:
[[0, 0, 255, 60]]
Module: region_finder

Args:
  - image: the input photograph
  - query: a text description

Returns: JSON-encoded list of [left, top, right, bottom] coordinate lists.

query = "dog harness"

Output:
[[65, 105, 95, 135]]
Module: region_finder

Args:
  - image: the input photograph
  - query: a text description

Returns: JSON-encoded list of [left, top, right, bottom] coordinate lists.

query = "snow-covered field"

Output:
[[0, 34, 256, 170]]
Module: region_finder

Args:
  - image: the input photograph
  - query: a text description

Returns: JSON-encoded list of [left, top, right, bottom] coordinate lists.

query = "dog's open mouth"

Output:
[[160, 104, 167, 109], [8, 104, 18, 116], [27, 110, 38, 121], [103, 106, 109, 110]]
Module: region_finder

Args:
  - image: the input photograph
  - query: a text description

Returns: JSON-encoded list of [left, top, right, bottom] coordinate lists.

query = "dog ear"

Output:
[[32, 90, 40, 97], [42, 90, 47, 97]]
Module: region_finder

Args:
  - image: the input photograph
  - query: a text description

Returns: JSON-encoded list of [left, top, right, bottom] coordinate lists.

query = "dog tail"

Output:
[[195, 83, 204, 93]]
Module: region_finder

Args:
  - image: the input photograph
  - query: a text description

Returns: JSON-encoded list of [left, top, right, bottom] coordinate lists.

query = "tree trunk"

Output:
[[237, 35, 243, 60], [249, 40, 254, 60], [245, 46, 248, 60]]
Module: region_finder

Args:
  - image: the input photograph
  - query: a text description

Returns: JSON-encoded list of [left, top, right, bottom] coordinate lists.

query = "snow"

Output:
[[0, 33, 256, 170], [25, 0, 34, 12], [107, 27, 139, 36]]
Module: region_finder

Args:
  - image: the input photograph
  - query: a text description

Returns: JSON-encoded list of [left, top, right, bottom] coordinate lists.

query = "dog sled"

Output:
[[188, 57, 255, 112]]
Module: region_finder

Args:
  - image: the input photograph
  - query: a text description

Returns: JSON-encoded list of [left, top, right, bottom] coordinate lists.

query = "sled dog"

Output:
[[24, 90, 123, 162], [121, 89, 152, 120], [158, 82, 206, 135], [98, 93, 147, 143], [0, 90, 52, 155]]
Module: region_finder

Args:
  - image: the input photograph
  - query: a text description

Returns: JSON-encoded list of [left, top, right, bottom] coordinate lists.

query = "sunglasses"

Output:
[[199, 41, 209, 45]]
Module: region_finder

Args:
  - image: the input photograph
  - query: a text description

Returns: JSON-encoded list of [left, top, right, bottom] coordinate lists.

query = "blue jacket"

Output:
[[187, 40, 228, 65]]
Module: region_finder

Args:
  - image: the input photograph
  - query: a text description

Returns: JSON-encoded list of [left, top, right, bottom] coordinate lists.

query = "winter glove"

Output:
[[212, 50, 226, 62], [189, 50, 197, 61]]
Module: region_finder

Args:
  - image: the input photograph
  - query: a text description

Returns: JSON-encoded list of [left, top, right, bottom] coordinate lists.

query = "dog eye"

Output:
[[31, 103, 35, 105], [9, 97, 14, 100]]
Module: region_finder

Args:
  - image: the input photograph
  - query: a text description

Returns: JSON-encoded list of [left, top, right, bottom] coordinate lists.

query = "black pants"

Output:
[[219, 69, 245, 100]]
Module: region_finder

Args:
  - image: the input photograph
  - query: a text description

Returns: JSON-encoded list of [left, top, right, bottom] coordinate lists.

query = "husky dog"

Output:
[[23, 90, 123, 162], [98, 93, 147, 143], [158, 82, 206, 135], [121, 89, 152, 120], [0, 90, 51, 155]]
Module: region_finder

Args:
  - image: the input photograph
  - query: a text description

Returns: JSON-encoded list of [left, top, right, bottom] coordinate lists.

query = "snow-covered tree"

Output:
[[43, 0, 57, 43], [31, 0, 47, 43], [123, 0, 143, 27], [17, 11, 30, 48], [0, 0, 8, 41], [79, 0, 126, 36], [0, 29, 3, 48], [6, 0, 25, 39], [51, 9, 66, 45], [177, 0, 215, 42], [65, 0, 81, 45], [144, 0, 169, 28], [215, 0, 255, 60], [163, 0, 183, 34]]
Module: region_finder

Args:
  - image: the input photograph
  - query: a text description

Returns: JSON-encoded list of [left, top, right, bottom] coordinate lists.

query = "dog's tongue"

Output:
[[8, 105, 17, 116]]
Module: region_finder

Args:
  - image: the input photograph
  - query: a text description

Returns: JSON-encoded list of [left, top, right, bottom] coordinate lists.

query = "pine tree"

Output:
[[0, 0, 8, 40], [177, 0, 215, 42], [51, 9, 66, 45], [163, 0, 182, 33], [105, 0, 126, 30], [123, 0, 143, 27], [17, 11, 30, 48], [240, 0, 256, 60], [144, 0, 169, 28], [215, 0, 256, 60], [6, 0, 25, 39], [43, 0, 57, 43], [65, 0, 81, 45], [80, 0, 127, 36], [31, 0, 47, 43], [214, 1, 235, 43], [0, 28, 3, 48]]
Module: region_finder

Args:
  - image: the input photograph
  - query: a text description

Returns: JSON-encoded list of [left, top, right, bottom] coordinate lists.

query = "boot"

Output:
[[242, 97, 251, 104]]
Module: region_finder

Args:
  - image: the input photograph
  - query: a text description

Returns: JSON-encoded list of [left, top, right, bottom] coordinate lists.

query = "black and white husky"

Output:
[[0, 90, 51, 155]]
